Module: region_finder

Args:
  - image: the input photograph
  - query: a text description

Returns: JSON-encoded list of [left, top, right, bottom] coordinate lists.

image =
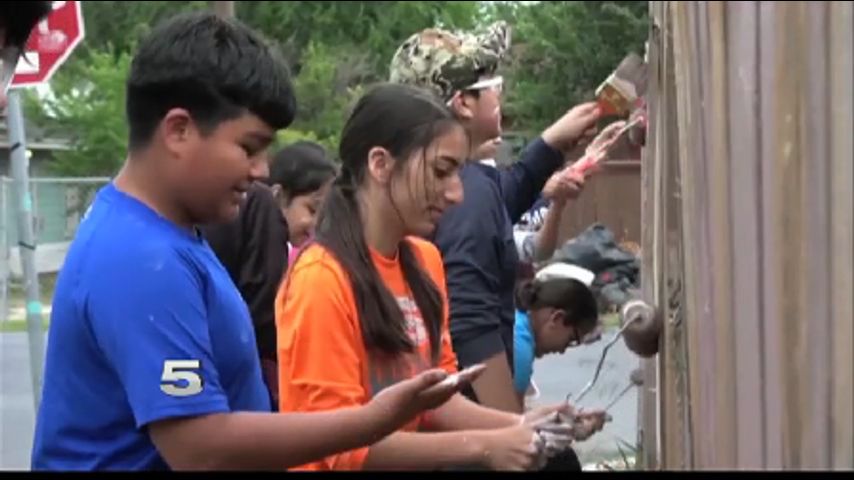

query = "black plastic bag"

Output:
[[551, 224, 641, 312], [553, 224, 637, 273]]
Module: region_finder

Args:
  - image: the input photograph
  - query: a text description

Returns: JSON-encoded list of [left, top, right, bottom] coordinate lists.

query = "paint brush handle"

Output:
[[571, 116, 644, 177], [604, 383, 634, 412]]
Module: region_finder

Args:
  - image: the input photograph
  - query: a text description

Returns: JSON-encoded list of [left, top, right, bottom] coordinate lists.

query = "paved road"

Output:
[[1, 328, 640, 470]]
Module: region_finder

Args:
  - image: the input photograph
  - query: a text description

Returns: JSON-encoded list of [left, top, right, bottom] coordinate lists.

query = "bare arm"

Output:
[[362, 431, 487, 471], [149, 368, 466, 471], [532, 200, 567, 263], [150, 405, 390, 471], [470, 351, 523, 414], [362, 422, 540, 471], [426, 393, 520, 432]]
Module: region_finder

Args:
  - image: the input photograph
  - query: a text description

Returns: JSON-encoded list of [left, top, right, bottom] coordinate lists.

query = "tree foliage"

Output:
[[23, 1, 648, 176], [23, 48, 131, 176]]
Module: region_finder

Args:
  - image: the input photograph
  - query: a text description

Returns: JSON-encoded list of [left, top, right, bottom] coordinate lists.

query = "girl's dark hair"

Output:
[[314, 83, 463, 362], [0, 1, 52, 50], [267, 141, 337, 200], [515, 278, 599, 335]]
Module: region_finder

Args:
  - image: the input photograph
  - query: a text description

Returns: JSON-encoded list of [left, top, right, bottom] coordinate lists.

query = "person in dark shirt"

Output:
[[201, 182, 287, 407], [202, 141, 336, 407], [389, 22, 603, 414]]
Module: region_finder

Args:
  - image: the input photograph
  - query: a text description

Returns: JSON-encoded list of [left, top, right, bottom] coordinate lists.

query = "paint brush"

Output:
[[595, 52, 648, 118]]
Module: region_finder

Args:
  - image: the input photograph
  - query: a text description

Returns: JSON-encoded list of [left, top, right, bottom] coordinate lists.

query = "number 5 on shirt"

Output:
[[160, 360, 204, 397]]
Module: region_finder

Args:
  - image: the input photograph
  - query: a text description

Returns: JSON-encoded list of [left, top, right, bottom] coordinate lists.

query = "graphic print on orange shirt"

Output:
[[367, 296, 435, 397]]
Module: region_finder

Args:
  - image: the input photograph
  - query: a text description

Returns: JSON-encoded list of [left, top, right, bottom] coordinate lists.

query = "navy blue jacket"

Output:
[[432, 138, 564, 373]]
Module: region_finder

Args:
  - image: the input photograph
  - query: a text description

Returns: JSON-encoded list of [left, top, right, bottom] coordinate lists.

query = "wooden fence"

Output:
[[640, 0, 853, 470]]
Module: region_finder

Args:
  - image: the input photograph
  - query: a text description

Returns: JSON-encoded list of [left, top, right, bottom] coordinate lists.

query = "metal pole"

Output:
[[213, 1, 235, 18], [6, 90, 45, 411]]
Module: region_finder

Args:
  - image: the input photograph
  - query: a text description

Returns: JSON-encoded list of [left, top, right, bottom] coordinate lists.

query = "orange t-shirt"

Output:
[[275, 237, 459, 471]]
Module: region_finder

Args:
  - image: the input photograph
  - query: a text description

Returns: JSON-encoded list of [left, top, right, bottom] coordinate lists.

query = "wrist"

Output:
[[550, 198, 568, 209], [540, 128, 565, 153], [466, 431, 493, 467], [363, 399, 399, 443]]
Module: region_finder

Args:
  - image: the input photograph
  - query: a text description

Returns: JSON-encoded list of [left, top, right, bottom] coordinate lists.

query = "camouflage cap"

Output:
[[389, 21, 512, 102]]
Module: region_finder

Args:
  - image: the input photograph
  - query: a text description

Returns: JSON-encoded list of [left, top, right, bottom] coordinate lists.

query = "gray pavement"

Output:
[[1, 328, 640, 470], [1, 332, 40, 470]]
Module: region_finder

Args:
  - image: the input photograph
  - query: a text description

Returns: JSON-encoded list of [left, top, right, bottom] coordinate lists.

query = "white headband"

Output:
[[446, 76, 504, 107], [535, 263, 595, 287], [466, 75, 504, 91]]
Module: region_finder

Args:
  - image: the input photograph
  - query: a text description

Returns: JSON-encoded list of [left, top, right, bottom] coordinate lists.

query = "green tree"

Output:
[[24, 48, 131, 176], [75, 1, 209, 57], [25, 1, 650, 176], [237, 1, 481, 71], [491, 1, 649, 133]]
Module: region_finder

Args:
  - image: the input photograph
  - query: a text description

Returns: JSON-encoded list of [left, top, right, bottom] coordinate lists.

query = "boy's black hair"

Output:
[[125, 11, 296, 150], [0, 1, 53, 50], [267, 142, 337, 200]]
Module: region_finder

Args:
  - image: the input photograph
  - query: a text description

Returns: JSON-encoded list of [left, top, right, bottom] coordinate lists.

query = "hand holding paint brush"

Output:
[[567, 117, 643, 178]]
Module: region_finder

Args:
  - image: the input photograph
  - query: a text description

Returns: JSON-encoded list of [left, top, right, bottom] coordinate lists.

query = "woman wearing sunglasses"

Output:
[[512, 263, 605, 470], [513, 263, 602, 404]]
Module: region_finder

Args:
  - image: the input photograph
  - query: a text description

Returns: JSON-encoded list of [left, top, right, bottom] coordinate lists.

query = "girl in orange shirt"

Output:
[[276, 83, 583, 471]]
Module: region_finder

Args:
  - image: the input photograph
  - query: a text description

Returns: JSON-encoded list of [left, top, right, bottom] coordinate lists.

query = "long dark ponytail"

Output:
[[314, 83, 461, 363]]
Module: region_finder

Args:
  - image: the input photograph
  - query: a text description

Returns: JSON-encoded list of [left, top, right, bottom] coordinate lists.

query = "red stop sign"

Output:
[[10, 1, 85, 89]]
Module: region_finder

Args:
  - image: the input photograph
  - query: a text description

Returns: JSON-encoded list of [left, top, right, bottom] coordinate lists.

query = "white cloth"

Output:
[[535, 263, 595, 286]]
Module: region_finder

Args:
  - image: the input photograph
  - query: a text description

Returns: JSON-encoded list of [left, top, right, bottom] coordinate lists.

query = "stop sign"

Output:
[[10, 1, 85, 89]]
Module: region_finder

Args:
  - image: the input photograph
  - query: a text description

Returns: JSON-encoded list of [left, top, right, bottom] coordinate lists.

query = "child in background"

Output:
[[265, 141, 337, 265], [513, 263, 604, 471], [513, 263, 601, 402]]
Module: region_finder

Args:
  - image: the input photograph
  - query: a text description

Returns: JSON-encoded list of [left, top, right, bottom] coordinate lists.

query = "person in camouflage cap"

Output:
[[390, 22, 606, 474], [390, 21, 513, 156], [389, 21, 512, 103]]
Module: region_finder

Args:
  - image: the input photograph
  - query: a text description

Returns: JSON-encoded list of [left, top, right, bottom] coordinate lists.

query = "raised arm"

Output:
[[498, 102, 603, 224]]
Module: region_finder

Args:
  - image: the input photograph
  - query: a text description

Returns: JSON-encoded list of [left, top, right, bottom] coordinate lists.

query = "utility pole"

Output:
[[6, 91, 45, 411], [212, 1, 235, 18]]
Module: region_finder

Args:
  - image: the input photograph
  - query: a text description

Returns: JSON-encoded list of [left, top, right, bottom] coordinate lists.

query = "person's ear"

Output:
[[367, 147, 395, 185], [161, 108, 198, 158], [449, 91, 476, 121], [549, 309, 567, 328]]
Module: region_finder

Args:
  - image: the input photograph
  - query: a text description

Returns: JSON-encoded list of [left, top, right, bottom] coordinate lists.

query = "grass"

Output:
[[6, 272, 57, 306], [0, 318, 50, 333], [601, 312, 621, 329], [1, 273, 56, 332]]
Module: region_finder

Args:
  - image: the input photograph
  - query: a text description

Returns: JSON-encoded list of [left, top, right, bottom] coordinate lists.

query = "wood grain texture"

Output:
[[644, 0, 853, 470]]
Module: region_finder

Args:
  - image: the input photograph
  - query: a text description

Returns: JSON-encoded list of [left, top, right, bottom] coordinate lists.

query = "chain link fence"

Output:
[[1, 176, 110, 322]]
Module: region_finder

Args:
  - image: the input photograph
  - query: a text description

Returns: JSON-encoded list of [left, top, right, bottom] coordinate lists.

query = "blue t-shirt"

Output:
[[31, 183, 271, 471], [512, 310, 536, 395]]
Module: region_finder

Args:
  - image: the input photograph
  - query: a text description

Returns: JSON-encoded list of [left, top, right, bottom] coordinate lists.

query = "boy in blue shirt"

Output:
[[31, 12, 473, 471]]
